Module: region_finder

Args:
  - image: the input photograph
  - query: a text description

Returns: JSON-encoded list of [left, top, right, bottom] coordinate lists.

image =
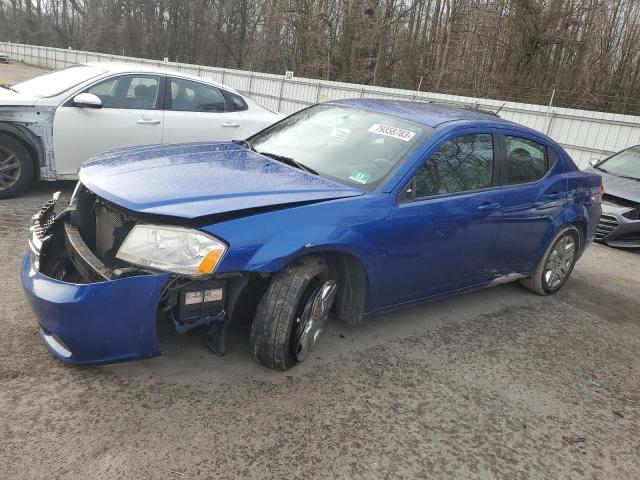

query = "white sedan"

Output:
[[0, 63, 282, 197]]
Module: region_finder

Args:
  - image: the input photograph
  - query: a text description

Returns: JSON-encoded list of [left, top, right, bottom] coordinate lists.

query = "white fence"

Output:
[[2, 41, 640, 168]]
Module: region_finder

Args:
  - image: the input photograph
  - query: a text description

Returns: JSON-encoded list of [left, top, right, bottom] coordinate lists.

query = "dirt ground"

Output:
[[1, 63, 640, 479]]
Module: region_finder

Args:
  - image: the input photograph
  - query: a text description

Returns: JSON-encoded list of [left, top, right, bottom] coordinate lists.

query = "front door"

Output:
[[162, 77, 243, 144], [382, 132, 504, 307], [53, 74, 164, 177]]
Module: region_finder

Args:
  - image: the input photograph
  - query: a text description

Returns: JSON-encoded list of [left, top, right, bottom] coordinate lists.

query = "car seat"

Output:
[[133, 84, 149, 109], [507, 148, 539, 183]]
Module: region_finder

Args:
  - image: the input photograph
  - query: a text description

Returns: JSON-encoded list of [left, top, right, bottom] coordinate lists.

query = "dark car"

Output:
[[587, 145, 640, 248], [22, 100, 602, 370], [0, 51, 9, 63]]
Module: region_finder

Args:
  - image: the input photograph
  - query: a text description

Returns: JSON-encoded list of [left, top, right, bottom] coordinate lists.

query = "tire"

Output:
[[250, 256, 334, 370], [0, 133, 34, 199], [335, 257, 367, 326], [519, 226, 580, 296]]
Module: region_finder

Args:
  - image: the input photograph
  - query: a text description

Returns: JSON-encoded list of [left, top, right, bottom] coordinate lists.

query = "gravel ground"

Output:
[[1, 64, 639, 479], [0, 61, 48, 84], [2, 184, 640, 480]]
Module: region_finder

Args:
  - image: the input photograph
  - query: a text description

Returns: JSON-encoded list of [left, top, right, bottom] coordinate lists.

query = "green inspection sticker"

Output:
[[349, 170, 371, 184]]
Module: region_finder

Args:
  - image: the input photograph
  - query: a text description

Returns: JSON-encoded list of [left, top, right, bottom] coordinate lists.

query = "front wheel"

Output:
[[250, 256, 337, 370], [519, 226, 580, 295], [0, 134, 34, 199]]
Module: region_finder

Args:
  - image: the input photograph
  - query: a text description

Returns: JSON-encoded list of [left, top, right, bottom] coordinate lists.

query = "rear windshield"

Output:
[[13, 66, 106, 98]]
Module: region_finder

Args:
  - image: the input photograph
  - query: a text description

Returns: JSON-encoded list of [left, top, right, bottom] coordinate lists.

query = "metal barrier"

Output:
[[2, 41, 639, 167]]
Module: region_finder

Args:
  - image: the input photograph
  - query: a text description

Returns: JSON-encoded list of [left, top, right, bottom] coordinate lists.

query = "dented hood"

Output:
[[587, 167, 640, 204], [79, 142, 364, 219]]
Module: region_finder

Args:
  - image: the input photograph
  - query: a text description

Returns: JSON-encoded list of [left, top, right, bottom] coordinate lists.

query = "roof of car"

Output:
[[83, 62, 236, 93], [328, 99, 515, 128]]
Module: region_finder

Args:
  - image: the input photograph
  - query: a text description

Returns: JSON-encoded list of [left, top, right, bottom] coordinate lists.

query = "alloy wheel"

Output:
[[0, 146, 21, 191], [293, 280, 337, 362], [543, 235, 576, 290]]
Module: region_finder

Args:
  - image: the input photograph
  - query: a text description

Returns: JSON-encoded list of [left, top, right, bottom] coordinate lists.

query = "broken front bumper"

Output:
[[595, 202, 640, 248], [21, 255, 171, 364], [20, 194, 172, 365]]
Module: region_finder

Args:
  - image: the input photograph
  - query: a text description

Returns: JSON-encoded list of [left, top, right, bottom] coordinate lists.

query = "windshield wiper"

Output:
[[234, 141, 318, 175], [612, 173, 640, 182], [596, 165, 639, 181], [232, 139, 254, 151], [0, 84, 18, 93], [257, 151, 319, 175]]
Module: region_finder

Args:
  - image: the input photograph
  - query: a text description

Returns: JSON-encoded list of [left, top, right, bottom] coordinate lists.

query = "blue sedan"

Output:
[[22, 100, 602, 370]]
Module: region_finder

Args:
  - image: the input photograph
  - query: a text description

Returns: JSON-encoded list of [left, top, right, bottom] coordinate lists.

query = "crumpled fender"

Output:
[[208, 194, 389, 275], [226, 224, 384, 312]]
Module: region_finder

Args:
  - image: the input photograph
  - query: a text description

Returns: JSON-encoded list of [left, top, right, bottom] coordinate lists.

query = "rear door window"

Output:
[[169, 78, 227, 112], [223, 91, 248, 111], [503, 136, 549, 185]]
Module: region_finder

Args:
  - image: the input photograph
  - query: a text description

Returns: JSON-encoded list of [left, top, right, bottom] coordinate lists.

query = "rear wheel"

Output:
[[250, 256, 337, 370], [0, 134, 34, 199], [519, 226, 580, 295]]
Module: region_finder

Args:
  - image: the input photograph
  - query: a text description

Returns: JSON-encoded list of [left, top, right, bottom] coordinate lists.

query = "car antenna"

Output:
[[494, 103, 506, 116]]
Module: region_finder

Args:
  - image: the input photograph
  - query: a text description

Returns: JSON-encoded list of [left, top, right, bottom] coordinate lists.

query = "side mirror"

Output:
[[589, 158, 600, 167], [73, 93, 102, 109]]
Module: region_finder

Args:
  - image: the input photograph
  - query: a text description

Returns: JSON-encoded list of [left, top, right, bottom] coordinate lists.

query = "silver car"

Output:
[[588, 146, 640, 248]]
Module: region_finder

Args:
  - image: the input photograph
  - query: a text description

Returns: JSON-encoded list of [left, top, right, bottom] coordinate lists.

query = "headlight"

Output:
[[116, 225, 226, 277]]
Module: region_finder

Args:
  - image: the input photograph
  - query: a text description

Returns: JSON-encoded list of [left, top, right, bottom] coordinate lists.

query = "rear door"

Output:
[[495, 130, 567, 274], [53, 74, 164, 176], [162, 77, 242, 144], [382, 131, 504, 306]]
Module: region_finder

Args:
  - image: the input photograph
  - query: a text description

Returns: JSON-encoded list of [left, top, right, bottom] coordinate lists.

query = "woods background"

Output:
[[1, 0, 639, 115]]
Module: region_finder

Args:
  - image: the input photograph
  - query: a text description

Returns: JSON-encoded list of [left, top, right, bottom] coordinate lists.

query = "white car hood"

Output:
[[0, 88, 38, 107]]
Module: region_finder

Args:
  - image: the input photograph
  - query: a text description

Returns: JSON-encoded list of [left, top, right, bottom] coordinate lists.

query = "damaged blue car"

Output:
[[21, 100, 602, 370]]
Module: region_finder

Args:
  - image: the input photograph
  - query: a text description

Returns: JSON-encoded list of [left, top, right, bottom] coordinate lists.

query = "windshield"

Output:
[[597, 146, 640, 180], [249, 104, 431, 191], [13, 66, 106, 98]]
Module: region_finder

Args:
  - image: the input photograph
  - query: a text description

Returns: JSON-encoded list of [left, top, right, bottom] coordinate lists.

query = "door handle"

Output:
[[221, 122, 240, 128], [476, 202, 501, 211], [543, 192, 565, 200], [137, 118, 161, 125]]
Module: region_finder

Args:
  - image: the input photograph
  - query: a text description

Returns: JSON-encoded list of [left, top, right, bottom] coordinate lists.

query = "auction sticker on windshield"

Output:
[[349, 170, 372, 184], [368, 124, 416, 141]]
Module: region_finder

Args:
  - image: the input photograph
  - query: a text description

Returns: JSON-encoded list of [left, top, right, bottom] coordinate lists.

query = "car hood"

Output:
[[0, 88, 38, 106], [588, 167, 640, 204], [79, 142, 364, 219]]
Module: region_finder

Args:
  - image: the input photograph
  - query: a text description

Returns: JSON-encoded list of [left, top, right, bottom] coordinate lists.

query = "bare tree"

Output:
[[1, 0, 639, 114]]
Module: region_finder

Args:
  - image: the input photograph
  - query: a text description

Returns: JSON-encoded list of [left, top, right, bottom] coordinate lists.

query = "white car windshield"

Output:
[[596, 146, 640, 181], [249, 104, 431, 191], [13, 66, 106, 98]]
